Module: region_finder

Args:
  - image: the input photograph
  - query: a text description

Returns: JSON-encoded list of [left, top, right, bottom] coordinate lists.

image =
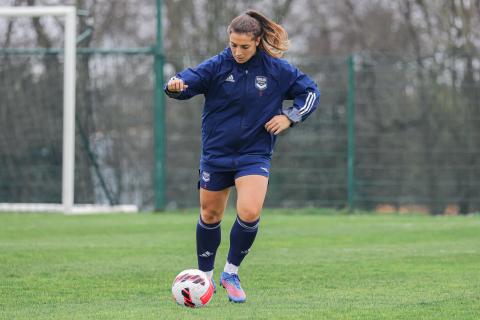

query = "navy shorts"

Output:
[[198, 163, 270, 191]]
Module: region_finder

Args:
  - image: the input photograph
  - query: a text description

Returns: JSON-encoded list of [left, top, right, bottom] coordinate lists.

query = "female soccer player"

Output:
[[165, 10, 320, 303]]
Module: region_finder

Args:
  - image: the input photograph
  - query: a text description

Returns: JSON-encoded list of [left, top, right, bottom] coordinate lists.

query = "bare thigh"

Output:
[[235, 175, 269, 222], [199, 187, 231, 224]]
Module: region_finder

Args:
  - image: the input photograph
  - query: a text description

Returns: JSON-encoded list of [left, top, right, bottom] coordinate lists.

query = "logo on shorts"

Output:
[[260, 167, 269, 173], [202, 171, 210, 182], [255, 76, 267, 91]]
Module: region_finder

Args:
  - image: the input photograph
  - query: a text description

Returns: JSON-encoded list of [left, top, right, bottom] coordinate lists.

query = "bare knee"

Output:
[[237, 207, 261, 223], [200, 205, 224, 224]]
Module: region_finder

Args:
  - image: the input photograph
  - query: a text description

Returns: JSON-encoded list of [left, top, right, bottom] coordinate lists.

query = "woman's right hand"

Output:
[[167, 77, 189, 92]]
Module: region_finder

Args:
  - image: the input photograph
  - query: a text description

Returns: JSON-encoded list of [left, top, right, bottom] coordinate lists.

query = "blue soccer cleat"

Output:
[[220, 272, 246, 303]]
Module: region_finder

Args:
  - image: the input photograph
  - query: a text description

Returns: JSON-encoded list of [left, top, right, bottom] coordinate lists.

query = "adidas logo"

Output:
[[199, 251, 213, 258], [240, 249, 250, 255], [225, 74, 235, 82]]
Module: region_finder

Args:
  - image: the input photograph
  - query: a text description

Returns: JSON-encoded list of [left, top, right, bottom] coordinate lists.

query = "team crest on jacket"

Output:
[[255, 76, 267, 91]]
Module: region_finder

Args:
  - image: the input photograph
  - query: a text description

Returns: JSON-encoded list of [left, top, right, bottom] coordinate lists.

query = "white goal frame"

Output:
[[0, 6, 137, 214]]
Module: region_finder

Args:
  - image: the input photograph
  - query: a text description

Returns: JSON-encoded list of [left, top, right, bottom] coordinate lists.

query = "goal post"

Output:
[[0, 6, 137, 214]]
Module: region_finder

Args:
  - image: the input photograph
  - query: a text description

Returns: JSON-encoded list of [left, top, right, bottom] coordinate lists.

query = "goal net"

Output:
[[0, 6, 138, 214]]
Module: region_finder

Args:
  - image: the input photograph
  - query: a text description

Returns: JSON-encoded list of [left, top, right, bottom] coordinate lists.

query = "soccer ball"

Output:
[[171, 269, 214, 308]]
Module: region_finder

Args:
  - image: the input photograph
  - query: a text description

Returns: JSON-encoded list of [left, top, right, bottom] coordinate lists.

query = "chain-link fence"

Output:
[[0, 52, 155, 208], [353, 53, 480, 214], [164, 52, 480, 214], [1, 51, 479, 213]]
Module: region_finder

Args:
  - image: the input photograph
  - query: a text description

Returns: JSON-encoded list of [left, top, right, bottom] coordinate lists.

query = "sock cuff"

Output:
[[224, 261, 239, 274], [198, 215, 221, 230], [236, 215, 260, 230]]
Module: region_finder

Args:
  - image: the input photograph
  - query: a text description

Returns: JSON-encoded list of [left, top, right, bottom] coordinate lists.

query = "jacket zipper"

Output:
[[241, 69, 248, 127]]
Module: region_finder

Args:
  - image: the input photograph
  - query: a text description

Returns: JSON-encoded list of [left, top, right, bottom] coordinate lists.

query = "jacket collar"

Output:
[[223, 47, 263, 68]]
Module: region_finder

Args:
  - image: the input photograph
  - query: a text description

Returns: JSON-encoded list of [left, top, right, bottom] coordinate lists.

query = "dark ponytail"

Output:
[[228, 10, 290, 58]]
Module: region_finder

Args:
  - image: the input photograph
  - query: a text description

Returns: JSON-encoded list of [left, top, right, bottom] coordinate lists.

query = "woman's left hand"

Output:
[[265, 115, 293, 135]]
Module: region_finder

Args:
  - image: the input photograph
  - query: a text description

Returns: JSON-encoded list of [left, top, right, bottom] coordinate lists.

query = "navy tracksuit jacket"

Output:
[[165, 47, 320, 172]]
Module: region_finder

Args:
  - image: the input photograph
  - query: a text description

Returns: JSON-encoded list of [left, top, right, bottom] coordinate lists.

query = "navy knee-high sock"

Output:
[[227, 215, 259, 267], [196, 216, 221, 272]]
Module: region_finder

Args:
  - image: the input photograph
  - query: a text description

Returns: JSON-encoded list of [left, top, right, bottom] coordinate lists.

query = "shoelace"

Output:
[[226, 274, 242, 289]]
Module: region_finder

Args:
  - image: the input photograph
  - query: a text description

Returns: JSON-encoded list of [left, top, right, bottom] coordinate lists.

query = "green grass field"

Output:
[[0, 209, 479, 319]]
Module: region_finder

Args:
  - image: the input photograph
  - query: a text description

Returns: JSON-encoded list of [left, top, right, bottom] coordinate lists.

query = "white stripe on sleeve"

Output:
[[299, 92, 316, 115], [298, 92, 313, 114]]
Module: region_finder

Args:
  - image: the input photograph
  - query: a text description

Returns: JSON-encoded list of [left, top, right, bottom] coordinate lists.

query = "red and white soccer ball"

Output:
[[172, 269, 214, 308]]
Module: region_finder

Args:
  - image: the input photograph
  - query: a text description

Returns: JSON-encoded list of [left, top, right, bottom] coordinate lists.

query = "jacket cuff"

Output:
[[164, 76, 182, 98], [282, 107, 302, 126], [164, 86, 182, 98]]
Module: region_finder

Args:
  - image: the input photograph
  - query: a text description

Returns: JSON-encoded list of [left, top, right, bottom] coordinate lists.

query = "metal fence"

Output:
[[164, 52, 480, 214], [0, 51, 155, 208], [1, 50, 479, 213]]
